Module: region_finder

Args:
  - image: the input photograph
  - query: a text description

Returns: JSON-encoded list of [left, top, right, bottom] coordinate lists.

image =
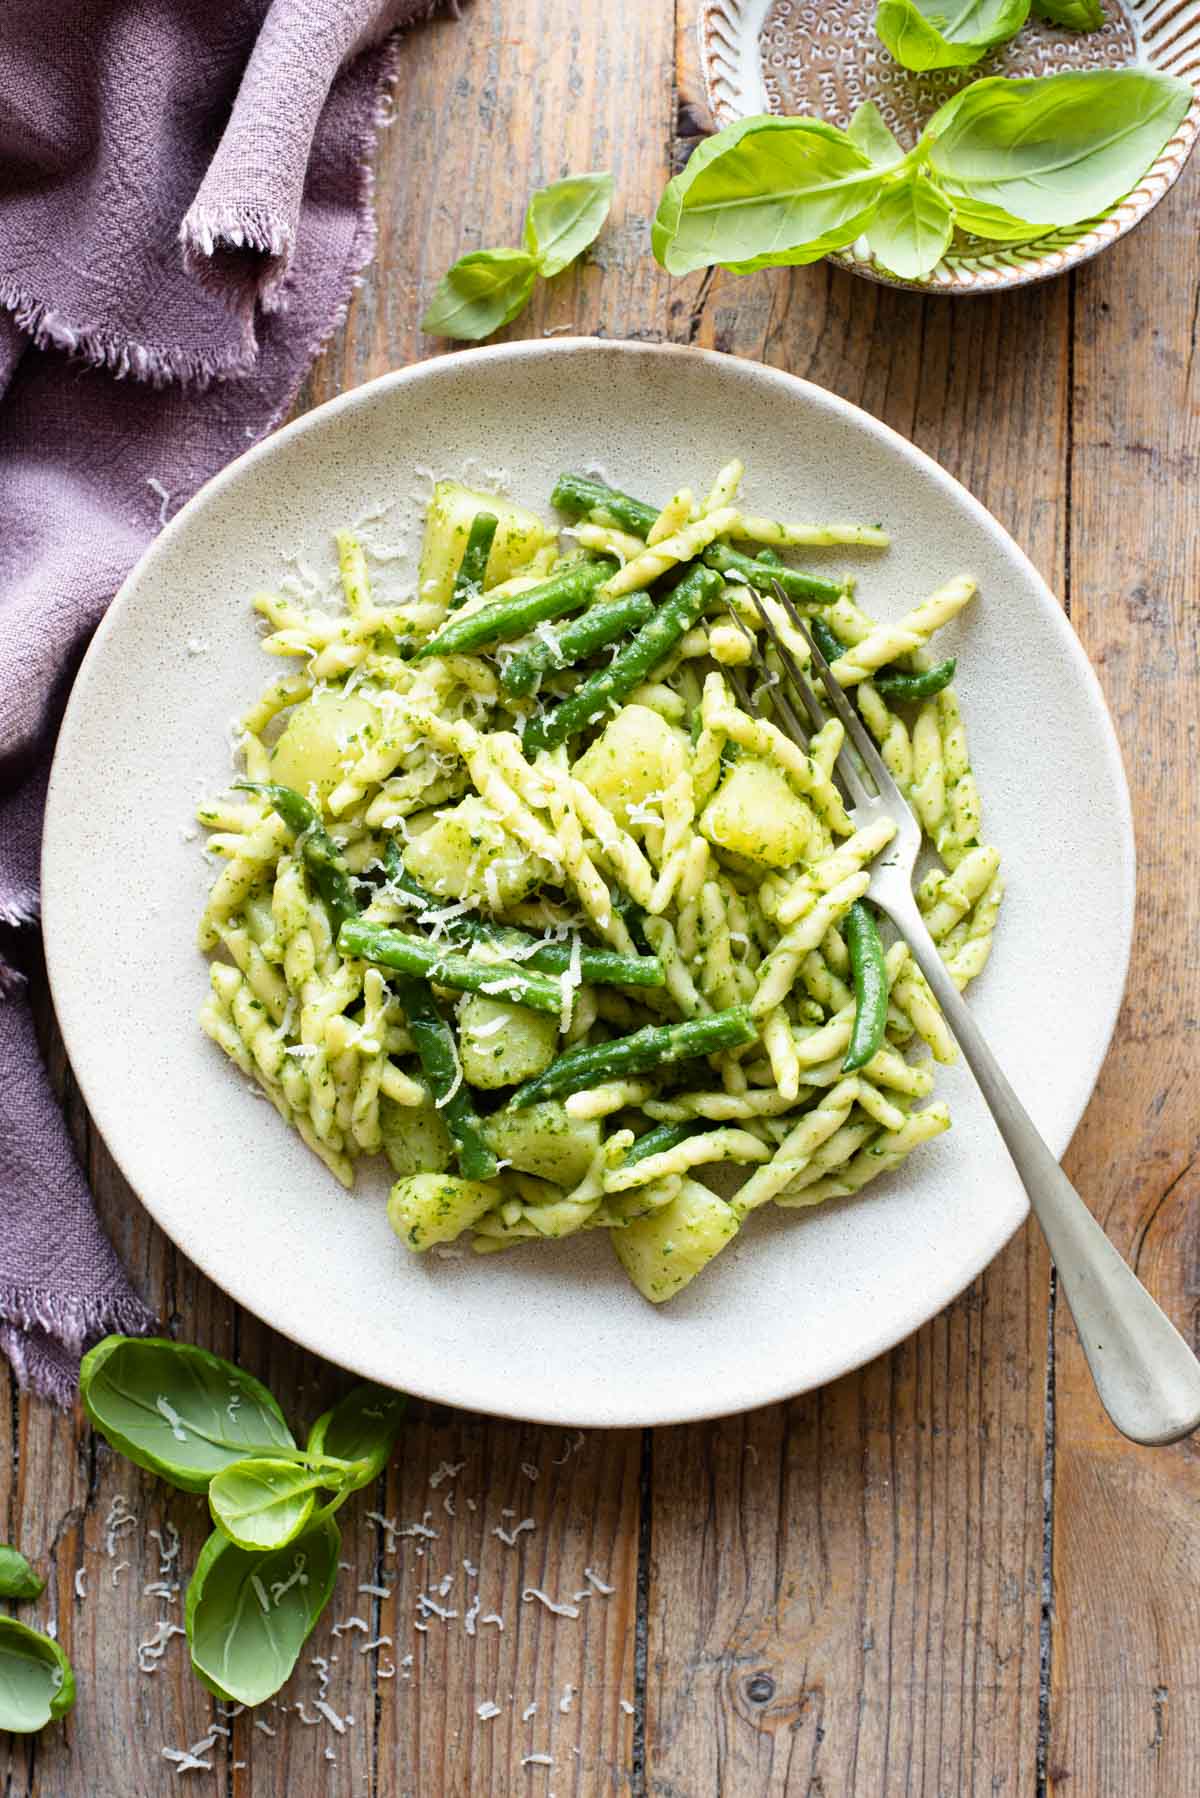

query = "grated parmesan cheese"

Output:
[[137, 1620, 185, 1673], [73, 1568, 86, 1600], [522, 1588, 580, 1620], [477, 1700, 502, 1721], [493, 1518, 535, 1549], [313, 1700, 348, 1734], [331, 1616, 369, 1636], [583, 1567, 615, 1595], [428, 1459, 466, 1489]]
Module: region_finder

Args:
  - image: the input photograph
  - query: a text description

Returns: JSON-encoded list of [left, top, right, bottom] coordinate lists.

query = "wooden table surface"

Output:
[[5, 4, 1199, 1793]]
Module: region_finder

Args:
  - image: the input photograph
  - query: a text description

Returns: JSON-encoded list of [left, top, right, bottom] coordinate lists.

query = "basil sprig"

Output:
[[422, 170, 613, 340], [81, 1335, 407, 1707], [652, 70, 1193, 284]]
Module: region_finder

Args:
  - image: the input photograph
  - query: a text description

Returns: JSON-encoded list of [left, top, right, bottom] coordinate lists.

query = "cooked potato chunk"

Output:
[[699, 756, 814, 870], [418, 482, 555, 610], [611, 1177, 739, 1302]]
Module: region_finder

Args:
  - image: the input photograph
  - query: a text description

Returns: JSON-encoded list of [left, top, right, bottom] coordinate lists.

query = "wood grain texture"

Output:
[[4, 1, 1199, 1793], [1047, 155, 1200, 1798]]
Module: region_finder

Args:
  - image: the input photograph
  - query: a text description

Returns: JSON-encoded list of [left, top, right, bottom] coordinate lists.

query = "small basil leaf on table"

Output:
[[1033, 0, 1104, 25], [420, 248, 538, 341], [846, 100, 907, 170], [875, 0, 1031, 72], [0, 1619, 76, 1733], [79, 1335, 297, 1493], [186, 1519, 341, 1707], [925, 70, 1195, 229], [307, 1383, 408, 1492], [208, 1459, 338, 1552], [523, 171, 614, 277], [652, 116, 884, 276], [865, 169, 955, 279], [0, 1546, 44, 1602]]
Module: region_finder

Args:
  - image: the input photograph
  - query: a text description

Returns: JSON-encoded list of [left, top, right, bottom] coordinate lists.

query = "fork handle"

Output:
[[886, 899, 1200, 1447]]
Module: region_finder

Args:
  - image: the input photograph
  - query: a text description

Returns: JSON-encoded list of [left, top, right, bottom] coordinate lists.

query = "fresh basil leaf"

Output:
[[524, 171, 614, 277], [847, 101, 907, 170], [951, 194, 1051, 241], [0, 1619, 75, 1733], [652, 115, 884, 276], [866, 170, 955, 278], [208, 1458, 338, 1552], [1033, 0, 1104, 25], [307, 1384, 407, 1493], [80, 1335, 296, 1494], [0, 1547, 44, 1602], [421, 249, 538, 341], [876, 0, 1030, 70], [186, 1519, 340, 1707], [927, 70, 1194, 228]]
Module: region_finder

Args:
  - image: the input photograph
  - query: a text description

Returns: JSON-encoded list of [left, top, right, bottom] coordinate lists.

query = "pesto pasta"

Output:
[[197, 462, 1002, 1303]]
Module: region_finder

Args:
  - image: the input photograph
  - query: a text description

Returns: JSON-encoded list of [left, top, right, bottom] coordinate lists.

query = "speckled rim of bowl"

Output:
[[698, 0, 1200, 293]]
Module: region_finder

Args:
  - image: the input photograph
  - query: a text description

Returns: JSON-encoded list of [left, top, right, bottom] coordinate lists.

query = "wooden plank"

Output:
[[1047, 157, 1200, 1797], [644, 104, 1069, 1782]]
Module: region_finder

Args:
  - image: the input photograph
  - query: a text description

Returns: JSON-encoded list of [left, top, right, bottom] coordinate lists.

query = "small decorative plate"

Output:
[[696, 0, 1200, 291]]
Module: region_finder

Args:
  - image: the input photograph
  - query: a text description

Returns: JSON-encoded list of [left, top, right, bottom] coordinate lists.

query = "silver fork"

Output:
[[729, 579, 1200, 1447]]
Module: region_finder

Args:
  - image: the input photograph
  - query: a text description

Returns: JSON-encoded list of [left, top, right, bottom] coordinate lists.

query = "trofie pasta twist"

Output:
[[197, 462, 1004, 1303]]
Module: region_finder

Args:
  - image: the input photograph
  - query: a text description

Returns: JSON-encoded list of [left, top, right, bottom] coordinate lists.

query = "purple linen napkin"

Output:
[[0, 0, 453, 1404]]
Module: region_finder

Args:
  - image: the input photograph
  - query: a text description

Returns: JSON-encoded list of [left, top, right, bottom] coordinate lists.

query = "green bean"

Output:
[[805, 620, 956, 701], [381, 842, 663, 988], [392, 977, 497, 1181], [623, 1119, 707, 1166], [449, 511, 498, 611], [873, 659, 957, 701], [505, 1005, 758, 1110], [338, 920, 566, 1014], [236, 782, 358, 935], [413, 557, 615, 662], [703, 541, 843, 604], [522, 563, 722, 753], [807, 616, 847, 668], [756, 549, 783, 566], [550, 473, 657, 538], [841, 901, 888, 1074], [500, 593, 655, 696]]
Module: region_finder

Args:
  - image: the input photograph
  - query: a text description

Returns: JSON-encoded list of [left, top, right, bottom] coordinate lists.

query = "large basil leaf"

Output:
[[80, 1335, 296, 1493], [421, 249, 538, 341], [847, 101, 907, 170], [186, 1519, 340, 1707], [0, 1619, 76, 1733], [950, 194, 1051, 241], [524, 172, 614, 277], [866, 171, 955, 278], [875, 0, 1030, 71], [208, 1459, 330, 1552], [652, 116, 884, 275], [1033, 0, 1104, 24], [0, 1546, 44, 1602], [307, 1383, 408, 1493], [927, 70, 1194, 228]]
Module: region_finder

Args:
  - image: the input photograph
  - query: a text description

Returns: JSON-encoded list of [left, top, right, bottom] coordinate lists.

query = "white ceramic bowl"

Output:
[[43, 340, 1134, 1425], [699, 0, 1200, 292]]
